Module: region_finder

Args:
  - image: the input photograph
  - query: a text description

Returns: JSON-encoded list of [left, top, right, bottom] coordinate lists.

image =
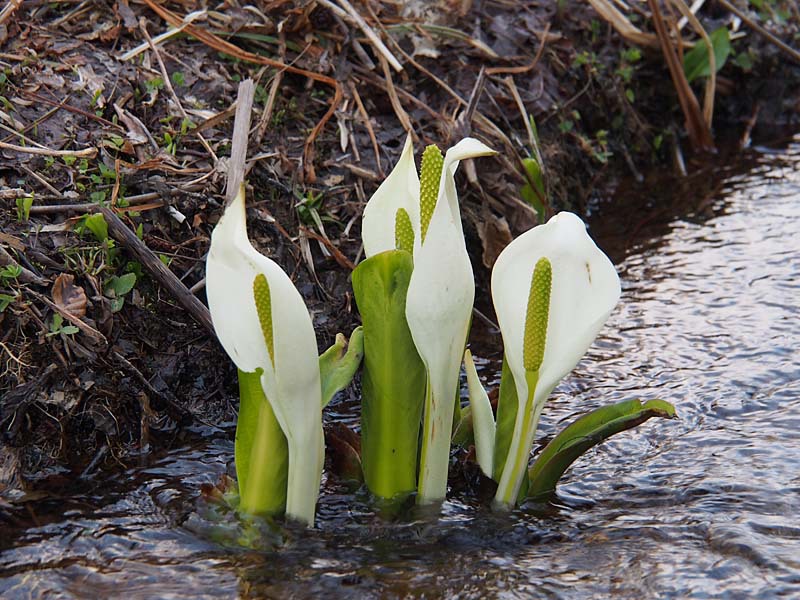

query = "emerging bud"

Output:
[[523, 257, 552, 372]]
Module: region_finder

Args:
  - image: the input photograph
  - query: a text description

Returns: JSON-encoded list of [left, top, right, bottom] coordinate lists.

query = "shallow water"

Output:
[[2, 138, 799, 598]]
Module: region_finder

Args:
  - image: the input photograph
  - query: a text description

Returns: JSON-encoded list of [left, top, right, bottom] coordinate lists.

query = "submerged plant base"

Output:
[[188, 476, 286, 552]]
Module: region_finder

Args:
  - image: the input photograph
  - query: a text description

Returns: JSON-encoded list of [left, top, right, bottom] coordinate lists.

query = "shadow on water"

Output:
[[2, 134, 800, 598]]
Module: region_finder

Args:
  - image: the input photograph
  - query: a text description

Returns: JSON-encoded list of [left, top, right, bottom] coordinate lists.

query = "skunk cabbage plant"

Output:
[[207, 186, 362, 525], [466, 212, 623, 508], [354, 136, 495, 504]]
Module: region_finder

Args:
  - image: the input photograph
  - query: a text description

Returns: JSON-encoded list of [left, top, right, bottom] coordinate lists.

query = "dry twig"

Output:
[[226, 79, 256, 205]]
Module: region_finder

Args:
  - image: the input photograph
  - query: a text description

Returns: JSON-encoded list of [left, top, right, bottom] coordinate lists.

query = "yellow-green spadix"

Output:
[[360, 134, 496, 504], [206, 186, 324, 525], [490, 211, 621, 507]]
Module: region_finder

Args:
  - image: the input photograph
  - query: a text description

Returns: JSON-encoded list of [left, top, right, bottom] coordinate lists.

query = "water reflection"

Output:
[[2, 137, 800, 598]]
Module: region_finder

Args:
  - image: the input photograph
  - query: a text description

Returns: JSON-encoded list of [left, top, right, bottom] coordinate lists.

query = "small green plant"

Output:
[[295, 190, 337, 232], [89, 88, 103, 109], [163, 131, 177, 155], [0, 293, 15, 312], [520, 115, 546, 223], [572, 50, 602, 74], [47, 313, 79, 337], [104, 273, 137, 313], [145, 77, 164, 94], [0, 264, 21, 284], [616, 47, 642, 103], [16, 194, 33, 222]]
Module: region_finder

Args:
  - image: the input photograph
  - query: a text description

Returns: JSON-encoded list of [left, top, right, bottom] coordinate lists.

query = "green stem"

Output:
[[236, 370, 287, 517], [417, 375, 456, 505], [495, 370, 539, 507], [417, 379, 435, 501], [240, 397, 287, 515]]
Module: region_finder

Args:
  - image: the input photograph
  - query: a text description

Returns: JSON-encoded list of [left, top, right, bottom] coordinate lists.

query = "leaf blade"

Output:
[[352, 250, 426, 501], [527, 399, 676, 499]]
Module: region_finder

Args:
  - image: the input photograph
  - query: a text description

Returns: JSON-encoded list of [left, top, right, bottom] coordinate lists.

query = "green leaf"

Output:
[[84, 213, 108, 242], [527, 399, 677, 500], [50, 313, 63, 332], [520, 157, 546, 222], [683, 27, 731, 83], [236, 369, 288, 516], [109, 297, 125, 313], [105, 273, 137, 297], [16, 195, 33, 222], [0, 293, 15, 312], [60, 325, 79, 335], [352, 250, 426, 501], [318, 327, 364, 407]]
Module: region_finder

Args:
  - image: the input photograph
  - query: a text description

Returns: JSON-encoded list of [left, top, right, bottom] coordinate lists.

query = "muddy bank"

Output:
[[0, 1, 798, 489]]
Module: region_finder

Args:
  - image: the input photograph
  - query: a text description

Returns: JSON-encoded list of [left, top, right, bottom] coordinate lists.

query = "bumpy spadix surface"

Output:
[[523, 257, 552, 372], [206, 187, 324, 525]]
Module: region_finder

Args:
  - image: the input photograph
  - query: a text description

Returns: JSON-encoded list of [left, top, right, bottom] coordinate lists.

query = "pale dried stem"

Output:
[[670, 0, 715, 128], [0, 141, 96, 158], [226, 79, 256, 205], [378, 55, 416, 141]]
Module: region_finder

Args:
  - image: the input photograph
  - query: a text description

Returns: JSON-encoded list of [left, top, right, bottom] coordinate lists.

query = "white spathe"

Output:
[[206, 186, 324, 525], [361, 135, 420, 259], [464, 349, 495, 478], [404, 138, 495, 503], [491, 211, 621, 504]]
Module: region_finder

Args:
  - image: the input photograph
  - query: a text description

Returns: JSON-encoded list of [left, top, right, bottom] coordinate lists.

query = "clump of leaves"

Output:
[[15, 194, 33, 222]]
